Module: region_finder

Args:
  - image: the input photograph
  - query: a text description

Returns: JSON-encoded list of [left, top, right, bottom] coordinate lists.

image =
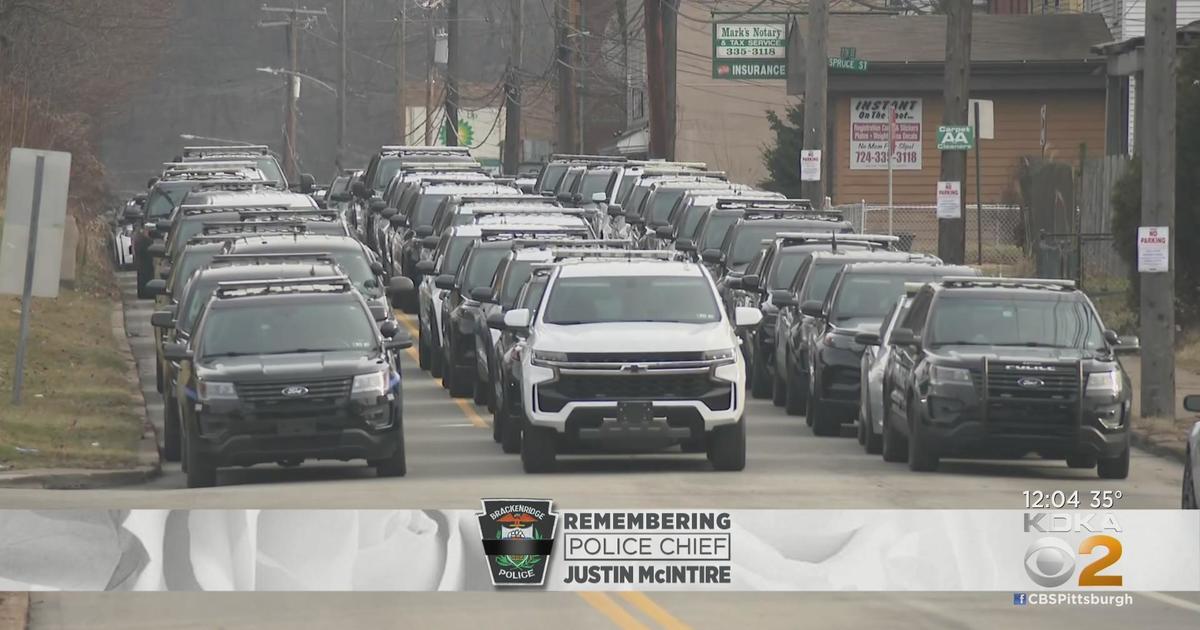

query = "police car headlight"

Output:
[[197, 380, 237, 402], [1086, 370, 1122, 395], [930, 365, 972, 387], [352, 369, 391, 396], [531, 350, 568, 367], [703, 348, 737, 366]]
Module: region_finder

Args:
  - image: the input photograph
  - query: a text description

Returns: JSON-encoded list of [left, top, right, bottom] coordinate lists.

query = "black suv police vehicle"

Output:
[[163, 275, 414, 488], [874, 277, 1138, 477]]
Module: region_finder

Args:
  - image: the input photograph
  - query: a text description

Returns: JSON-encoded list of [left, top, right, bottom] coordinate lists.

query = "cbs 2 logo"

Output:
[[1024, 535, 1123, 588]]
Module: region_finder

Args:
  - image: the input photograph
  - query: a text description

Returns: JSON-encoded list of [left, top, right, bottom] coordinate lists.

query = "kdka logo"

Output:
[[477, 498, 558, 586]]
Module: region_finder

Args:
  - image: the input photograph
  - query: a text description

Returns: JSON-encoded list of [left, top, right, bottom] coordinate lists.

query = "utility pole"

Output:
[[577, 0, 585, 153], [503, 0, 524, 173], [937, 0, 971, 265], [337, 0, 347, 168], [396, 1, 408, 144], [425, 13, 436, 145], [556, 0, 576, 153], [1140, 0, 1176, 418], [663, 0, 680, 160], [644, 0, 669, 158], [801, 0, 828, 206], [444, 0, 460, 146], [260, 4, 327, 182]]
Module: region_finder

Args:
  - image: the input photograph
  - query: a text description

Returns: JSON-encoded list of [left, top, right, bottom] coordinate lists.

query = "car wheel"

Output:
[[1066, 454, 1097, 469], [1183, 450, 1198, 509], [446, 342, 474, 398], [373, 442, 407, 477], [430, 335, 444, 378], [906, 394, 939, 472], [881, 395, 907, 463], [163, 392, 182, 463], [707, 418, 747, 471], [184, 427, 217, 488], [418, 329, 431, 370], [521, 425, 557, 473], [500, 394, 523, 455], [750, 346, 772, 399], [772, 361, 787, 408], [810, 396, 840, 437], [784, 366, 805, 417], [1096, 441, 1130, 480], [473, 366, 490, 407], [155, 359, 164, 394]]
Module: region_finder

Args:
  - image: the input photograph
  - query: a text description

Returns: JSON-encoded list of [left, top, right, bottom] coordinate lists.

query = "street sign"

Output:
[[968, 99, 995, 139], [2, 147, 72, 405], [936, 125, 974, 151], [936, 181, 961, 219], [712, 22, 787, 80], [1137, 226, 1169, 273], [839, 47, 856, 59], [828, 57, 868, 73], [800, 150, 821, 182]]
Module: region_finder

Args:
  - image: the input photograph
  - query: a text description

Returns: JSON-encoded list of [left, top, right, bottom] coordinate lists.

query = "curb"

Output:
[[0, 592, 30, 630], [1131, 428, 1187, 464], [0, 301, 161, 490]]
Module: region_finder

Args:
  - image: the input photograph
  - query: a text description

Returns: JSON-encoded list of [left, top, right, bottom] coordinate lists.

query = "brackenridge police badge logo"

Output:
[[477, 498, 558, 586]]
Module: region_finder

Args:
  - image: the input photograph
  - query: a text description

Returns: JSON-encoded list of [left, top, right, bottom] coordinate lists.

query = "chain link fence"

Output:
[[832, 203, 1026, 270]]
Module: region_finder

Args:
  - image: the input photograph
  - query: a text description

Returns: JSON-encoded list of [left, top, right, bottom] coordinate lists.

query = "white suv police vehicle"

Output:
[[499, 251, 761, 473]]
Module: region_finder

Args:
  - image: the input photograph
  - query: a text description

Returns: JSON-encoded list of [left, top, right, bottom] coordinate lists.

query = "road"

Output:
[[8, 273, 1197, 629]]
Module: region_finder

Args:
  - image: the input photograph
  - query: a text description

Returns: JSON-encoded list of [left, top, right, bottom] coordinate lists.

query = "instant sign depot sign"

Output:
[[850, 98, 923, 170]]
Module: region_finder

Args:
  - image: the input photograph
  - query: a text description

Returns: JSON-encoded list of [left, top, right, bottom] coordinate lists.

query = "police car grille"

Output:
[[237, 377, 352, 403]]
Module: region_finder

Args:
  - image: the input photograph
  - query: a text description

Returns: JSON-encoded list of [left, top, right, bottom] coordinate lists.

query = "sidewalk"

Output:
[[0, 593, 28, 630], [1122, 355, 1198, 462], [0, 292, 161, 489]]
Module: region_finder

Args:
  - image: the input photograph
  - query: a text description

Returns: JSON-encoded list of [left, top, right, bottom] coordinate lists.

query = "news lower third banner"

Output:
[[0, 507, 1196, 592]]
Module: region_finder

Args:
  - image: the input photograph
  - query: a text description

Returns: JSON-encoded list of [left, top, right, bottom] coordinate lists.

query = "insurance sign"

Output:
[[712, 22, 787, 80]]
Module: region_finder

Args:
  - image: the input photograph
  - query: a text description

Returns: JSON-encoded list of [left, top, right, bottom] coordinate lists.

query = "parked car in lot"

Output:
[[798, 261, 977, 437], [162, 275, 414, 488], [875, 277, 1138, 477], [151, 255, 343, 462], [497, 250, 761, 473]]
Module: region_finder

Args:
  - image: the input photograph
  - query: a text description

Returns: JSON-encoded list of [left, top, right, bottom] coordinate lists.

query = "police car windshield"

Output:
[[928, 295, 1105, 349], [699, 215, 739, 250], [831, 273, 942, 321], [200, 301, 378, 358], [500, 262, 536, 306], [463, 248, 512, 291]]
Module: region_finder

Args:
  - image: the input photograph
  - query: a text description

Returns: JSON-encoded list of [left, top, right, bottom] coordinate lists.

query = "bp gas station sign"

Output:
[[712, 22, 787, 80]]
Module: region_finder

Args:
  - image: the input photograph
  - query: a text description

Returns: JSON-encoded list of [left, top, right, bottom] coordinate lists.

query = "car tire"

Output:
[[373, 440, 407, 478], [521, 425, 557, 473], [184, 428, 217, 489], [906, 394, 939, 472], [155, 359, 164, 394], [446, 344, 474, 398], [784, 367, 805, 417], [473, 370, 490, 407], [750, 346, 772, 399], [707, 418, 747, 471], [810, 396, 840, 437], [418, 330, 431, 370], [1183, 450, 1197, 509], [500, 399, 522, 455], [772, 363, 787, 407], [163, 392, 182, 463], [1066, 454, 1097, 469], [1097, 442, 1130, 480], [881, 395, 908, 463], [430, 337, 443, 378]]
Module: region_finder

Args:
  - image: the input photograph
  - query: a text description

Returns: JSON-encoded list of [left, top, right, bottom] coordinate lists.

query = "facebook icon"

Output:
[[1013, 593, 1028, 606]]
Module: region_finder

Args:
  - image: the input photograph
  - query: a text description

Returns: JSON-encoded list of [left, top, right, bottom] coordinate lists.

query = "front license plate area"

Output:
[[277, 418, 317, 436], [616, 402, 654, 424]]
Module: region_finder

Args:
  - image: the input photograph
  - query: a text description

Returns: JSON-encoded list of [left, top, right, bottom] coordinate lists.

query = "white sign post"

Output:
[[800, 150, 821, 182], [1, 147, 72, 405], [850, 97, 923, 171], [1137, 226, 1170, 273], [936, 181, 961, 219]]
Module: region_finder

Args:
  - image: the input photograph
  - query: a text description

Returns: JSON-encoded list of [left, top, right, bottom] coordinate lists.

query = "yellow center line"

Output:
[[396, 311, 489, 429], [617, 592, 693, 630], [577, 593, 652, 630]]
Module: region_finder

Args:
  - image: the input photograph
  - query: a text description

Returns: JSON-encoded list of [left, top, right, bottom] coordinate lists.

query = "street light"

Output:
[[255, 67, 338, 96]]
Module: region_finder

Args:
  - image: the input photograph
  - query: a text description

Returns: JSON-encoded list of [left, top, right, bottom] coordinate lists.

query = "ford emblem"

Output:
[[1017, 377, 1045, 389], [281, 385, 309, 397]]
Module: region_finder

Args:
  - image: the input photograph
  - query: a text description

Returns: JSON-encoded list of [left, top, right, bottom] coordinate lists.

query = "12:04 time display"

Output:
[[1023, 490, 1125, 509]]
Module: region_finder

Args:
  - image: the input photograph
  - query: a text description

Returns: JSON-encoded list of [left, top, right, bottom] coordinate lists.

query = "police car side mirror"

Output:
[[655, 226, 673, 238], [369, 199, 387, 213], [740, 275, 761, 290], [734, 307, 763, 329], [771, 290, 797, 308], [415, 260, 436, 274], [381, 207, 398, 219], [145, 279, 167, 296], [388, 276, 415, 298], [701, 249, 723, 263], [434, 274, 456, 291], [890, 328, 917, 346], [351, 180, 369, 199], [421, 236, 440, 249], [556, 192, 574, 204], [150, 309, 176, 329], [855, 331, 882, 346], [800, 300, 825, 318], [606, 204, 624, 218], [503, 308, 532, 332], [469, 286, 495, 302], [162, 342, 192, 362], [386, 331, 414, 351], [389, 215, 406, 227], [675, 238, 695, 252], [487, 312, 508, 331], [415, 225, 434, 238], [591, 192, 607, 204]]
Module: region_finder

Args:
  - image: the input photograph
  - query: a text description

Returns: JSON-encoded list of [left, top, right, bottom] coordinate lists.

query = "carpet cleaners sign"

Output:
[[850, 98, 923, 170], [712, 22, 787, 80]]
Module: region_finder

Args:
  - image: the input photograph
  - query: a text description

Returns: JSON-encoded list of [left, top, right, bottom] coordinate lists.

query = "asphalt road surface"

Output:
[[8, 274, 1197, 629]]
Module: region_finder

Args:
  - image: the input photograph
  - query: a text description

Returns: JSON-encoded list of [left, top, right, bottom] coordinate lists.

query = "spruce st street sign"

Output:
[[712, 22, 787, 80]]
